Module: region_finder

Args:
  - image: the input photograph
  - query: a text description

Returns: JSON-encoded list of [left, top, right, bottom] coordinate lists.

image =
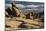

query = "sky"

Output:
[[5, 0, 44, 15], [6, 0, 44, 2]]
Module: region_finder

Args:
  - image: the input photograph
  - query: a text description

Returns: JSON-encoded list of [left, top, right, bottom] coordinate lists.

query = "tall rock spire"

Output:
[[12, 2, 20, 17]]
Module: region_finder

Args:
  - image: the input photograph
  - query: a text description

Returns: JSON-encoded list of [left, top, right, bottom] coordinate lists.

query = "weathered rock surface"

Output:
[[5, 17, 44, 31]]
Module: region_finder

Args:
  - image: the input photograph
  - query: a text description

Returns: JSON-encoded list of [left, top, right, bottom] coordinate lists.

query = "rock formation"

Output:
[[5, 2, 44, 31]]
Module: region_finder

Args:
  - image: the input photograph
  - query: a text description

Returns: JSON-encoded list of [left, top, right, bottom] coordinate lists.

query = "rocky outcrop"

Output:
[[5, 3, 26, 18], [5, 2, 44, 31], [5, 17, 44, 31]]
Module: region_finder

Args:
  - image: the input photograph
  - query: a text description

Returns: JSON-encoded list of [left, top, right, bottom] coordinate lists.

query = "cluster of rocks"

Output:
[[5, 2, 44, 31]]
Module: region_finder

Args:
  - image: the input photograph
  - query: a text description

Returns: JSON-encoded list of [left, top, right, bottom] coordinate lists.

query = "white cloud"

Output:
[[26, 5, 39, 8], [5, 4, 25, 9], [5, 4, 12, 7], [16, 4, 41, 8], [5, 4, 12, 9], [24, 8, 43, 10], [16, 4, 25, 8], [15, 4, 43, 9], [5, 3, 43, 9]]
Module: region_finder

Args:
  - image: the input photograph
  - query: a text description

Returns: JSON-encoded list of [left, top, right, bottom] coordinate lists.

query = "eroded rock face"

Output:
[[5, 3, 25, 18], [26, 12, 33, 19], [12, 7, 20, 17]]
